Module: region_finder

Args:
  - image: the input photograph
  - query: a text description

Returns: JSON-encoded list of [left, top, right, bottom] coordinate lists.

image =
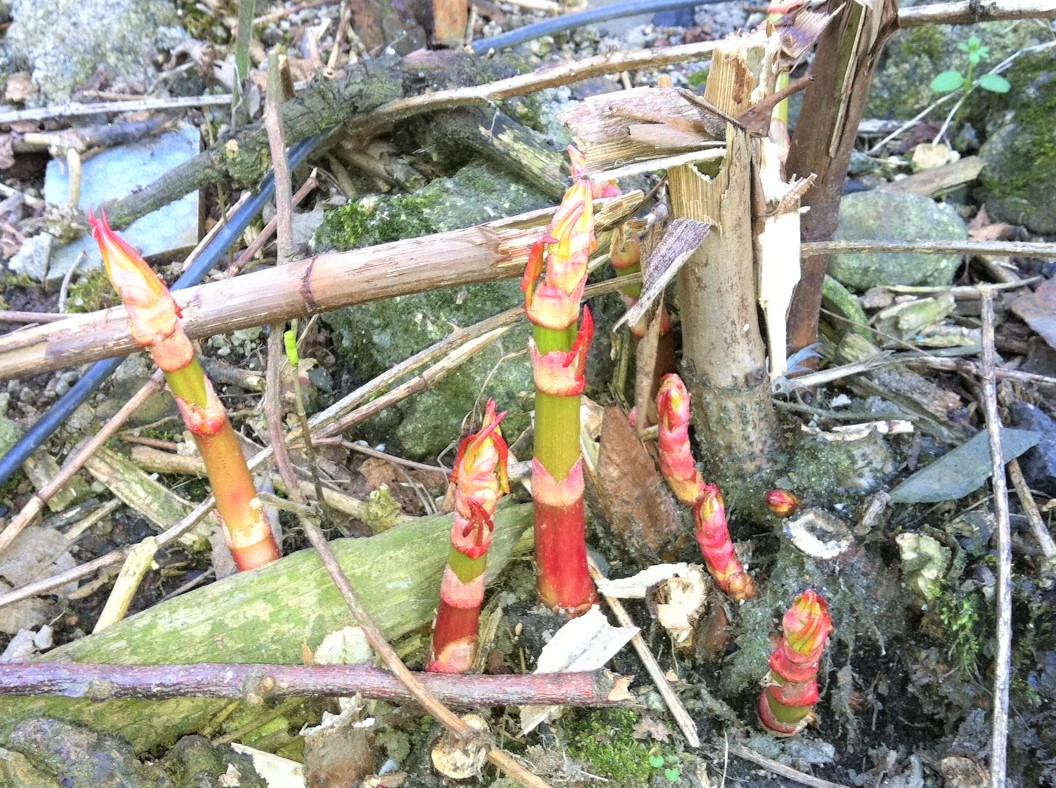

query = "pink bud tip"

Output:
[[765, 489, 800, 518]]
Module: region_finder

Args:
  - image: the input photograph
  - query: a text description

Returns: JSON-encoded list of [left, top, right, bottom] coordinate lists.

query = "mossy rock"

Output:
[[978, 49, 1056, 233], [317, 162, 552, 458], [314, 161, 551, 252], [6, 0, 185, 106], [865, 21, 1048, 122], [829, 191, 966, 291]]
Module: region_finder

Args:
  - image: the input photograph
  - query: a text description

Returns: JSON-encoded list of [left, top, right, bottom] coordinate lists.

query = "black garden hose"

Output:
[[1, 0, 733, 487], [0, 137, 320, 488], [470, 0, 725, 54]]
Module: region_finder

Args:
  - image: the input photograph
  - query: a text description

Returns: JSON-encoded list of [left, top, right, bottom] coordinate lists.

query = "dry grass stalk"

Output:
[[0, 193, 642, 381]]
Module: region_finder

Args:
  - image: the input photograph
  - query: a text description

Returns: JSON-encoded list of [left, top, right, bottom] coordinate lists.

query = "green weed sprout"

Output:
[[930, 36, 1011, 96], [648, 754, 682, 783]]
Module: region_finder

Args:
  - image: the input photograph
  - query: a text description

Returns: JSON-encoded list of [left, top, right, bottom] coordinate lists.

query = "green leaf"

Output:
[[968, 51, 982, 65], [958, 41, 970, 52], [664, 768, 681, 782], [930, 70, 965, 93], [978, 73, 1011, 93], [967, 36, 981, 49], [648, 756, 666, 769], [978, 45, 991, 60]]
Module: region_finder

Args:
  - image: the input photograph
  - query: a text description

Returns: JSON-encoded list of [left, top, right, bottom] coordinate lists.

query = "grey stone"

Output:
[[7, 718, 168, 788], [890, 428, 1040, 503], [830, 191, 967, 291], [6, 0, 185, 106], [93, 354, 176, 426], [979, 50, 1056, 234], [0, 417, 20, 457], [44, 124, 201, 283], [1010, 402, 1056, 497], [7, 234, 52, 282], [0, 526, 77, 635], [317, 162, 554, 459]]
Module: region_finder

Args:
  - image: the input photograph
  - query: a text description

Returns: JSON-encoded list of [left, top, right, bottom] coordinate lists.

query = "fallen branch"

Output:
[[100, 41, 717, 229], [899, 0, 1056, 27], [0, 504, 534, 750], [979, 287, 1013, 788], [801, 239, 1056, 258], [0, 193, 641, 381], [0, 662, 630, 706]]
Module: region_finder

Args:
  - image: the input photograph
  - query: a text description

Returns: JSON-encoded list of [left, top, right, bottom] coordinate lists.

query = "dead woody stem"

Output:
[[667, 32, 780, 481], [0, 662, 630, 707]]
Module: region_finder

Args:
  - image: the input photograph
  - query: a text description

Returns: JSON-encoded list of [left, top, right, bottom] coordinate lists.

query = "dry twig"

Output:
[[588, 559, 701, 748], [0, 662, 628, 706], [801, 239, 1056, 259], [1007, 458, 1056, 577], [899, 0, 1056, 27], [0, 95, 232, 124], [979, 288, 1012, 788], [728, 742, 851, 788]]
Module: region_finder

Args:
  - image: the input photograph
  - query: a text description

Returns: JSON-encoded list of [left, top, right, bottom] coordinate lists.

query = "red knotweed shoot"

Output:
[[90, 211, 280, 571], [759, 589, 834, 735], [523, 146, 599, 615], [694, 484, 756, 601], [428, 400, 510, 673], [610, 222, 671, 339], [765, 489, 800, 518], [656, 373, 705, 505]]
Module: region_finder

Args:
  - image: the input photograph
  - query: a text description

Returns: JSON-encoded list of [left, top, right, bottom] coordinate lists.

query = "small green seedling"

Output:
[[930, 36, 1011, 95], [648, 754, 682, 783]]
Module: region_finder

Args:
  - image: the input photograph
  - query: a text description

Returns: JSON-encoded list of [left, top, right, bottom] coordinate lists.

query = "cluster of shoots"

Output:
[[428, 400, 509, 673], [759, 589, 834, 735], [90, 212, 281, 571], [521, 146, 601, 615], [655, 374, 755, 601]]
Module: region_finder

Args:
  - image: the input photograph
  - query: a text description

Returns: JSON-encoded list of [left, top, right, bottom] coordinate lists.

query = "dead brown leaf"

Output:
[[596, 405, 693, 563], [4, 73, 36, 104], [1011, 278, 1056, 352], [632, 715, 673, 743], [359, 456, 399, 489], [0, 135, 14, 171], [967, 206, 1010, 242]]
